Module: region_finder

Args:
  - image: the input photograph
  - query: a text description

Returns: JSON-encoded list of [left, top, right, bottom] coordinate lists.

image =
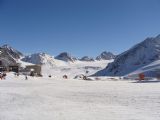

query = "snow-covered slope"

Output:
[[94, 35, 160, 76], [22, 53, 67, 68], [127, 59, 160, 78], [96, 51, 116, 60], [41, 60, 112, 78], [55, 52, 77, 62], [17, 59, 34, 68]]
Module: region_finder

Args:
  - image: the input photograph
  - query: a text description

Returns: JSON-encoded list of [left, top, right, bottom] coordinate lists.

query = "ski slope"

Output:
[[41, 60, 112, 78], [0, 73, 160, 120]]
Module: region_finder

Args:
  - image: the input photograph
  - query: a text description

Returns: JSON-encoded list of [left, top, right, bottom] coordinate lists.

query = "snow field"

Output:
[[0, 74, 160, 120]]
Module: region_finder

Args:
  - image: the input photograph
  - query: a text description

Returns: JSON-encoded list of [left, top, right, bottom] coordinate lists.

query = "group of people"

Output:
[[0, 72, 7, 80]]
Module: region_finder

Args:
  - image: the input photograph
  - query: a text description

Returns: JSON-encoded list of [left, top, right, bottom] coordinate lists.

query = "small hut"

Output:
[[25, 65, 42, 76], [9, 65, 19, 73]]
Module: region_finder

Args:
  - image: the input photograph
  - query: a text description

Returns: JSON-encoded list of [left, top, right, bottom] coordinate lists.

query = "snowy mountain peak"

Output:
[[22, 53, 53, 65], [1, 44, 23, 59], [0, 47, 18, 66], [2, 44, 20, 53], [2, 44, 11, 49], [34, 52, 53, 58], [55, 52, 77, 62], [155, 34, 160, 39], [96, 51, 116, 60], [22, 52, 67, 68], [94, 35, 160, 76]]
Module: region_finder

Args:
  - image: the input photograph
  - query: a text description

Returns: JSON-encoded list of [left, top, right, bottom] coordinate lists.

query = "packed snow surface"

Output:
[[0, 73, 160, 120]]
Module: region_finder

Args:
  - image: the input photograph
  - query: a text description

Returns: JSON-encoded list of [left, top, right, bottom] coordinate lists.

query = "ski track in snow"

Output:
[[0, 74, 160, 120]]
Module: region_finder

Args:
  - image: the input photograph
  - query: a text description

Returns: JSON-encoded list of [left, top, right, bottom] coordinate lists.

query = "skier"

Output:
[[0, 72, 2, 80], [25, 75, 28, 80], [139, 73, 145, 81], [2, 72, 6, 80]]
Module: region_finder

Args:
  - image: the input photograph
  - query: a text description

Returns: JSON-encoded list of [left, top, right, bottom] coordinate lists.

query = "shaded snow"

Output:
[[127, 59, 160, 78]]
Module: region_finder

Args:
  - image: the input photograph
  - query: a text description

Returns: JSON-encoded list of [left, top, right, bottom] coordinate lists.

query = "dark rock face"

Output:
[[1, 44, 23, 59], [55, 52, 77, 62], [0, 47, 17, 66], [96, 51, 116, 60], [0, 44, 23, 66], [80, 56, 95, 62]]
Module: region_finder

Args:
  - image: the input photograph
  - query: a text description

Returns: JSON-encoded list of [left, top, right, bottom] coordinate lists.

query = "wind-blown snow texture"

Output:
[[95, 35, 160, 76]]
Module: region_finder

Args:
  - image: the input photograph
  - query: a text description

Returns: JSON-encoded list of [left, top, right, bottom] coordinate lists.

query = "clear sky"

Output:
[[0, 0, 160, 57]]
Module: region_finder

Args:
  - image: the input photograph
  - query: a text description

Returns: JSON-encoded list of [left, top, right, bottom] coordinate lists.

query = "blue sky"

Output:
[[0, 0, 160, 57]]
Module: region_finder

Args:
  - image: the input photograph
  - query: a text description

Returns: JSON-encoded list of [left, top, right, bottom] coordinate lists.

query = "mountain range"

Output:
[[1, 34, 160, 77], [0, 44, 115, 67]]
